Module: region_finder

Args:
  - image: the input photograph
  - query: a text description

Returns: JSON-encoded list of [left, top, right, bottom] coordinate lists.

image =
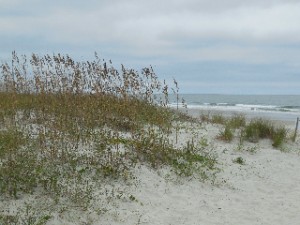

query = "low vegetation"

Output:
[[0, 52, 291, 223], [244, 118, 288, 147], [202, 113, 289, 148], [233, 156, 245, 165], [218, 124, 234, 142], [0, 52, 217, 223]]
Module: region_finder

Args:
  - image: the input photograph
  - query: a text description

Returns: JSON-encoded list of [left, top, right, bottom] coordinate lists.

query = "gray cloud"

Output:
[[1, 0, 300, 94]]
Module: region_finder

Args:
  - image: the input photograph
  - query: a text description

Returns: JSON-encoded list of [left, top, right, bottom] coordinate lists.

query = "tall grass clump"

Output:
[[211, 114, 226, 125], [202, 113, 245, 129], [218, 124, 234, 142], [228, 114, 246, 129], [272, 126, 288, 148], [212, 113, 288, 148], [0, 51, 217, 206], [243, 118, 288, 147]]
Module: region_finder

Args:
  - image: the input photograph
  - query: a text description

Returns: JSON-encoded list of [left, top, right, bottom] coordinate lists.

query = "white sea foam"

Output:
[[169, 103, 300, 122], [166, 94, 300, 123]]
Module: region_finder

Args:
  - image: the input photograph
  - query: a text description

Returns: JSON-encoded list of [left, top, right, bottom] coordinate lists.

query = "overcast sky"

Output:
[[1, 0, 300, 94]]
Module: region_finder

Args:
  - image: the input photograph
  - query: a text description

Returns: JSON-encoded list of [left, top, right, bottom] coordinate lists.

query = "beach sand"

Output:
[[1, 108, 300, 225]]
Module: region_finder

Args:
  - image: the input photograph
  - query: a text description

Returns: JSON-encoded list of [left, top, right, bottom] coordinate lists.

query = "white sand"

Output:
[[96, 122, 300, 225], [1, 110, 300, 225]]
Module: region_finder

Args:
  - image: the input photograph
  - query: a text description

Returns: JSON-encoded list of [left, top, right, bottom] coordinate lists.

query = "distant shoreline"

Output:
[[178, 107, 298, 128], [166, 94, 300, 120]]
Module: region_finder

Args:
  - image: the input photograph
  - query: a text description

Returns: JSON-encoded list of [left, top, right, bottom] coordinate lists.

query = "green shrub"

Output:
[[233, 156, 245, 165]]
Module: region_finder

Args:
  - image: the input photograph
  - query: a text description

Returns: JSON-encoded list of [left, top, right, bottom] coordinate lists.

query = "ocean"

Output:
[[167, 94, 300, 122]]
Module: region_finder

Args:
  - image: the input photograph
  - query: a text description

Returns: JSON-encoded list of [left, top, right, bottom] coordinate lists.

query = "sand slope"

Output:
[[94, 123, 300, 225], [1, 121, 300, 225]]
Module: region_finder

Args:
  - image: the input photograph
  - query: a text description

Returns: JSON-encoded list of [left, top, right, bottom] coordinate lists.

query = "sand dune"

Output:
[[97, 122, 300, 225], [1, 111, 300, 225]]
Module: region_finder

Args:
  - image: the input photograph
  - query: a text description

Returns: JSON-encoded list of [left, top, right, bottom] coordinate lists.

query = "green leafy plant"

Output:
[[233, 156, 245, 165]]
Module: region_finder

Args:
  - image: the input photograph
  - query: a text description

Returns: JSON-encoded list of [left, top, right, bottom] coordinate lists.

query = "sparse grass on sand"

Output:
[[0, 52, 217, 224], [204, 113, 289, 148], [0, 52, 292, 224]]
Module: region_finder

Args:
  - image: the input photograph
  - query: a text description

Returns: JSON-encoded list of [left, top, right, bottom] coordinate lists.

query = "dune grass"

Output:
[[203, 113, 289, 148], [0, 52, 218, 223], [244, 118, 288, 147]]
